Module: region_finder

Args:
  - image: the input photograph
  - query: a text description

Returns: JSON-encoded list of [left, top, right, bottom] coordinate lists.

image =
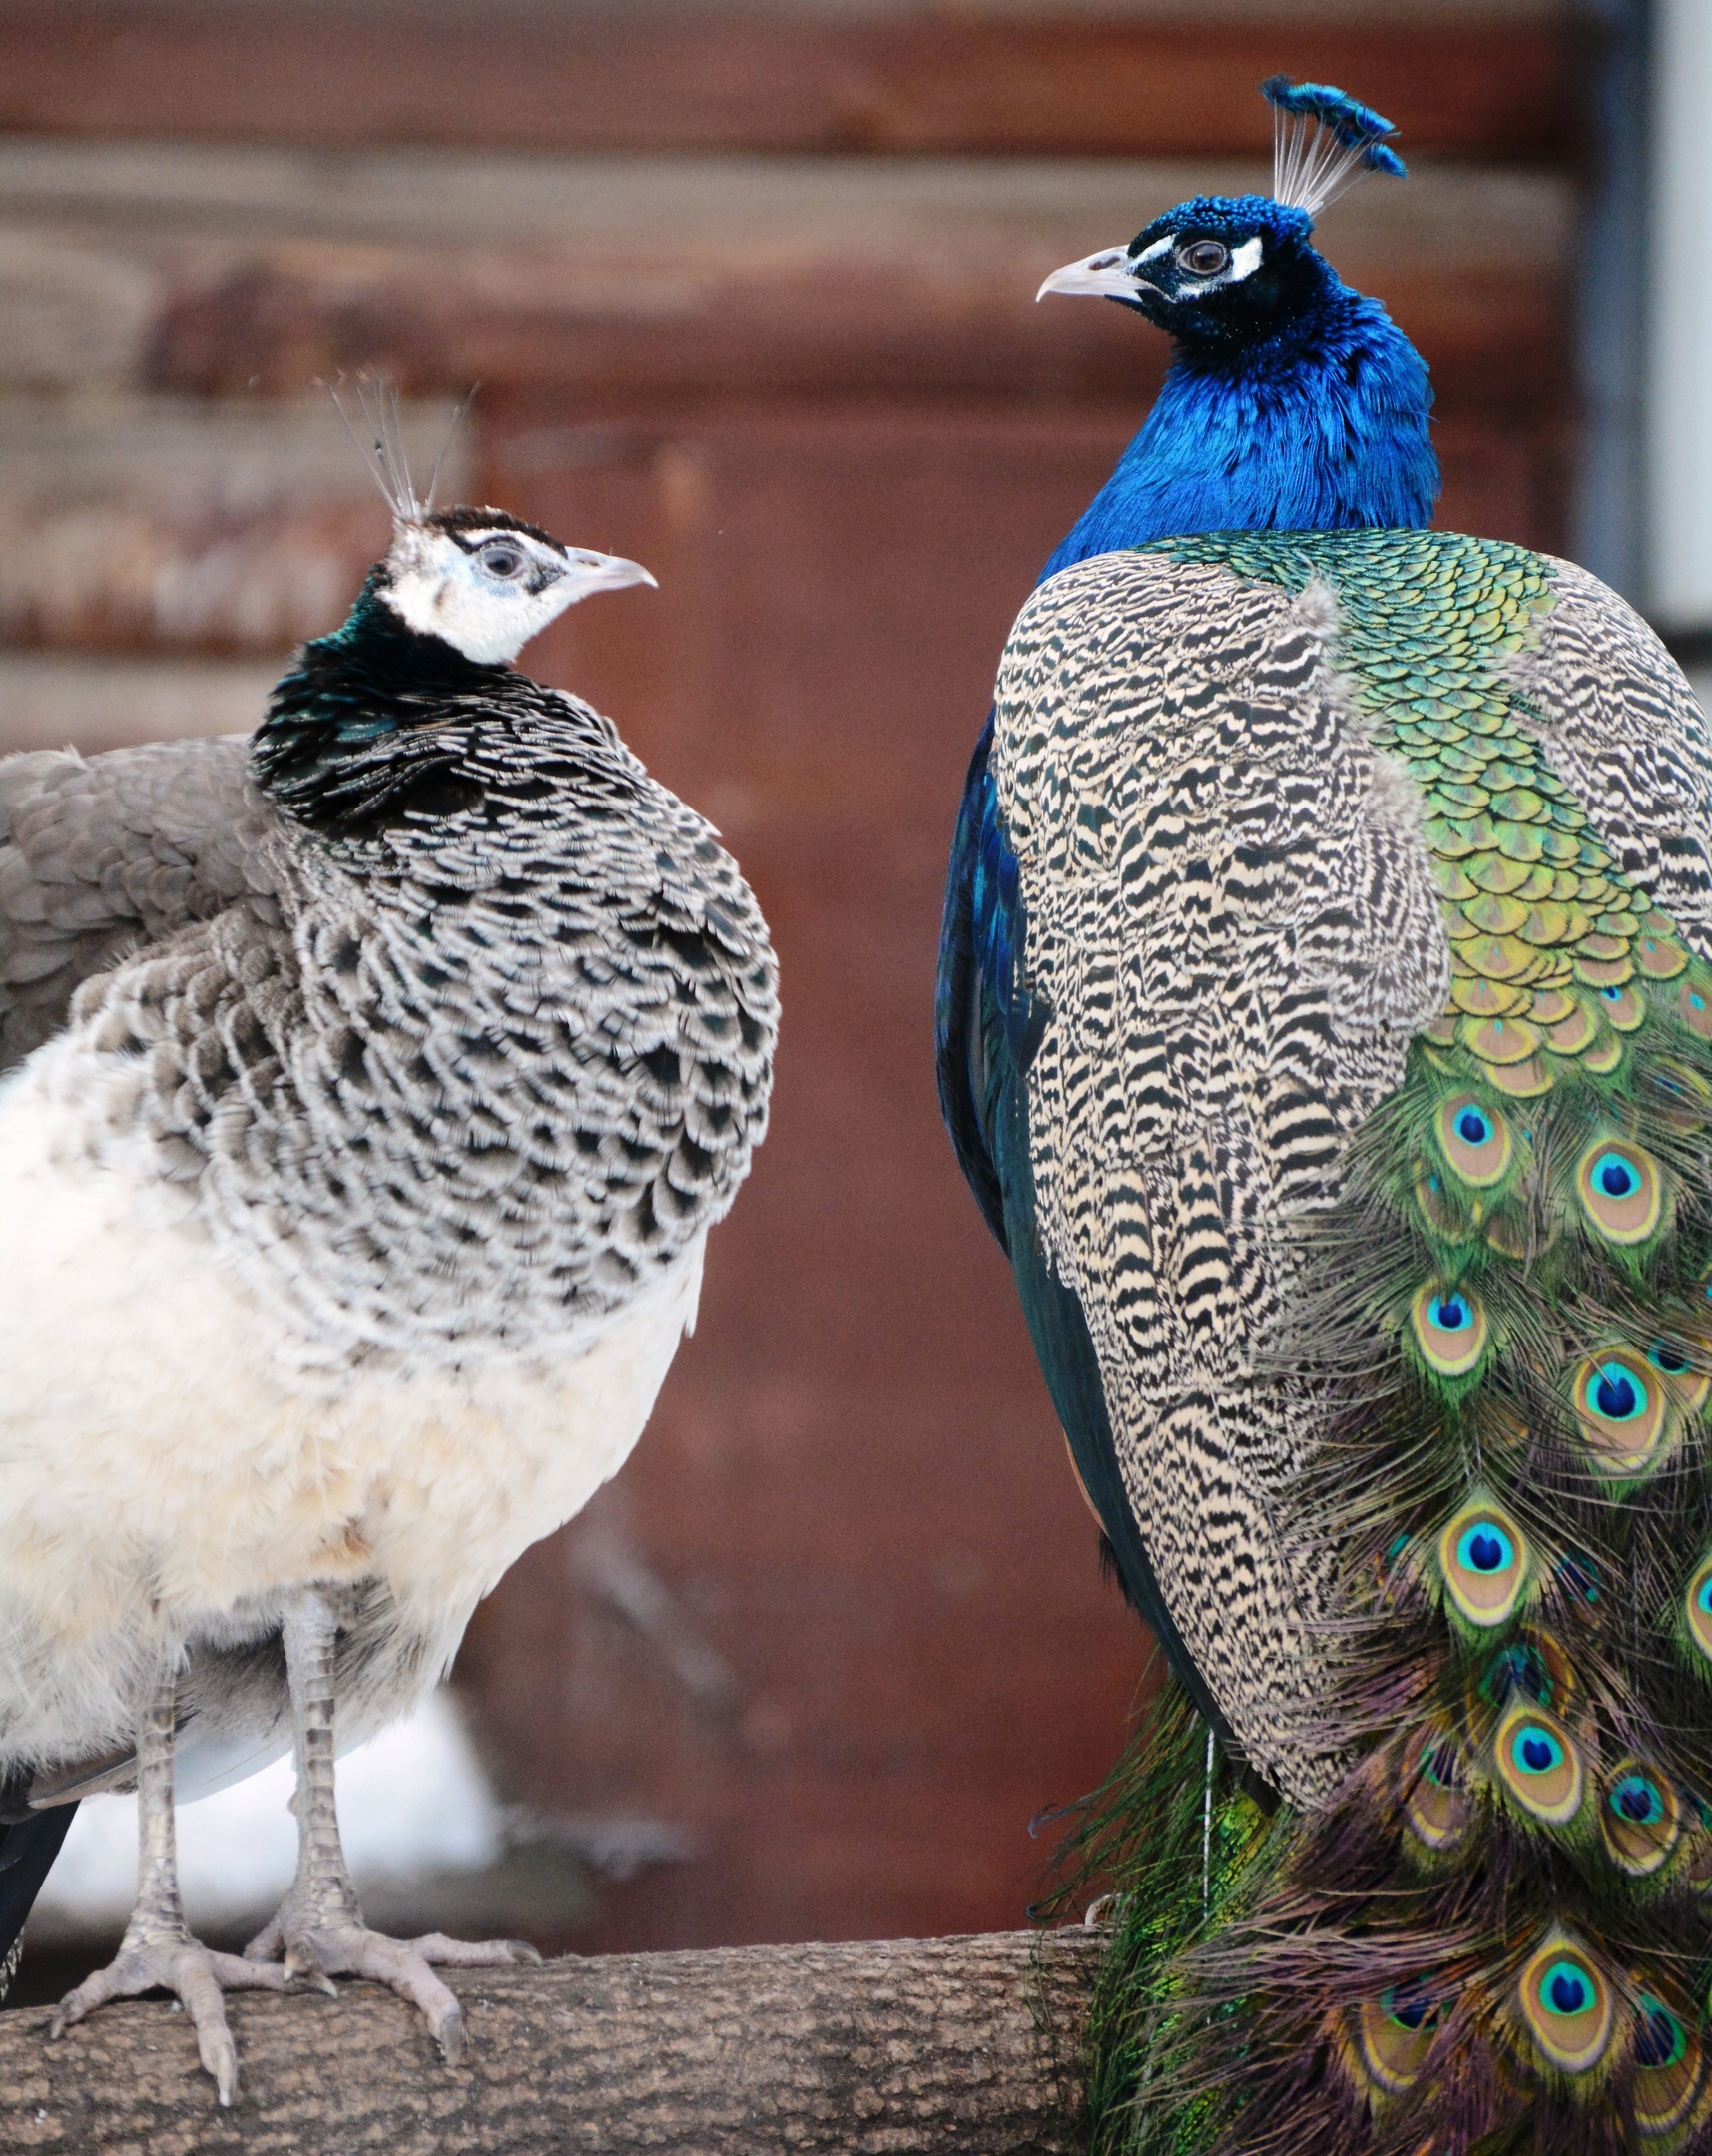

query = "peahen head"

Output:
[[255, 390, 660, 828], [376, 508, 655, 666], [1035, 78, 1435, 571], [325, 381, 654, 664]]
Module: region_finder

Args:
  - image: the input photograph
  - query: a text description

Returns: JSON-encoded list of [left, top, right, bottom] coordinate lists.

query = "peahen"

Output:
[[937, 78, 1712, 2153], [0, 399, 776, 2099]]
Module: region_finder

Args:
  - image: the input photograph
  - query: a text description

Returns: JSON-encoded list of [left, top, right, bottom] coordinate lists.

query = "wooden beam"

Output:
[[141, 241, 1565, 418], [0, 146, 1570, 415], [0, 1930, 1096, 2151], [0, 396, 466, 656], [0, 3, 1575, 161]]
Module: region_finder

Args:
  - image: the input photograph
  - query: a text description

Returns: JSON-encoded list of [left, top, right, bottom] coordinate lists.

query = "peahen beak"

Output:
[[1036, 247, 1153, 303], [563, 552, 659, 600]]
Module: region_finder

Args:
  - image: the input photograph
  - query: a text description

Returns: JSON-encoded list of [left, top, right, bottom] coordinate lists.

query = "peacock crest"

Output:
[[1263, 76, 1408, 217]]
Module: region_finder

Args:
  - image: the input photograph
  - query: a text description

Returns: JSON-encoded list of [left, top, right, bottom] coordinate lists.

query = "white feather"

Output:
[[0, 1058, 703, 1775]]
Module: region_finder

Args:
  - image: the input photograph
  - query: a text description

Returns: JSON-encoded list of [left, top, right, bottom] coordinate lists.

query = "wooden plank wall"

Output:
[[0, 4, 1574, 160], [0, 0, 1585, 1955]]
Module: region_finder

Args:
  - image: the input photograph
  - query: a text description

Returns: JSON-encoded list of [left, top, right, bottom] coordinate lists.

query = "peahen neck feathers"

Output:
[[1042, 255, 1438, 581], [253, 583, 511, 837]]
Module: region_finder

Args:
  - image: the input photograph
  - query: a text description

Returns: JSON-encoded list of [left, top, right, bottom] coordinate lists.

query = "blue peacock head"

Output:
[[1037, 79, 1406, 354]]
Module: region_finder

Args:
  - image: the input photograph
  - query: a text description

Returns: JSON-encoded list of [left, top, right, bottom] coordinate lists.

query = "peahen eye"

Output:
[[1178, 240, 1230, 277], [477, 543, 525, 580]]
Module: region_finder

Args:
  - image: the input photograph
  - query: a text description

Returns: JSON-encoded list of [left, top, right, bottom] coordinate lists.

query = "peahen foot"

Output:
[[244, 1903, 538, 2063], [268, 1591, 539, 2065], [46, 1661, 285, 2105], [52, 1934, 285, 2103]]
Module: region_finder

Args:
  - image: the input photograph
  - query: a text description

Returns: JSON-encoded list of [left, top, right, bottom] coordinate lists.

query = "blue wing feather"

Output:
[[935, 713, 1234, 1740], [934, 716, 1009, 1250]]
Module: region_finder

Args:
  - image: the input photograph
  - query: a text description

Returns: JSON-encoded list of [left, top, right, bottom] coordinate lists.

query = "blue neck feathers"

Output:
[[1041, 267, 1437, 582]]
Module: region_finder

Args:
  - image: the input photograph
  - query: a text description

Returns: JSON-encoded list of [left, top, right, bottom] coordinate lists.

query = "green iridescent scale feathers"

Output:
[[1070, 530, 1712, 2156]]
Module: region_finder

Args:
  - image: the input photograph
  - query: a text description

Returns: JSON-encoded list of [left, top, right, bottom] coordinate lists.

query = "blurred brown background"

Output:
[[1, 0, 1591, 1966]]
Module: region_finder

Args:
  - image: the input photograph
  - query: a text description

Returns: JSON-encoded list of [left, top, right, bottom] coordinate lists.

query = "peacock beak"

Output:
[[1036, 247, 1151, 303], [563, 552, 659, 601]]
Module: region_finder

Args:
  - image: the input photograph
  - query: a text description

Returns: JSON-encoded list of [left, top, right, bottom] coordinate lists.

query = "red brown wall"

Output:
[[458, 411, 1151, 1949]]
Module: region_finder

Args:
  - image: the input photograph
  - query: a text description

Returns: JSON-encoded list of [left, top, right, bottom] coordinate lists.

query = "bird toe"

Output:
[[46, 1936, 277, 2101], [406, 1929, 542, 1968], [242, 1913, 285, 1963]]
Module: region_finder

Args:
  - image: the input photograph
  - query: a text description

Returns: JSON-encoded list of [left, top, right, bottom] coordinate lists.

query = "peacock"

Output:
[[0, 397, 776, 2100], [936, 78, 1712, 2154]]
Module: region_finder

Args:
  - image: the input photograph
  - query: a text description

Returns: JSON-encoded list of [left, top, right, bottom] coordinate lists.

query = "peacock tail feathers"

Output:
[[1024, 530, 1712, 2155], [1055, 1673, 1282, 2156]]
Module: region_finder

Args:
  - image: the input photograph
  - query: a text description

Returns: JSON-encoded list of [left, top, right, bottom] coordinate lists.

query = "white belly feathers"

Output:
[[0, 1056, 703, 1770]]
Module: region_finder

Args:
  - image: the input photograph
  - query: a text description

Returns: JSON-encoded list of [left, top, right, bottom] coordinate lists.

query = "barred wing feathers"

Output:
[[992, 552, 1451, 1806], [1508, 558, 1712, 946]]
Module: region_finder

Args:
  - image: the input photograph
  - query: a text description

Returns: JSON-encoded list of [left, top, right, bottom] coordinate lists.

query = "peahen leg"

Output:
[[243, 1589, 537, 2064], [49, 1660, 285, 2104]]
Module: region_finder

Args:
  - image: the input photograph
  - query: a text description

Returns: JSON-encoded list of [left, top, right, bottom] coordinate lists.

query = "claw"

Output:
[[205, 2023, 239, 2108], [282, 1944, 339, 1997]]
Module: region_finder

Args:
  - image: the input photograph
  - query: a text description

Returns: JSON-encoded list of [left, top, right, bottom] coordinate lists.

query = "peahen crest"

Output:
[[324, 374, 473, 527]]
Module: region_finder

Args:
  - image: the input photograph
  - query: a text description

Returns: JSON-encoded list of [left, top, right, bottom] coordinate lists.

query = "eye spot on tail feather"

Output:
[[1401, 1721, 1473, 1852], [1599, 1760, 1681, 1877], [1411, 1285, 1487, 1376], [1494, 1704, 1584, 1824], [1631, 1991, 1702, 2134], [1575, 1139, 1662, 1245], [1435, 1095, 1511, 1187], [1648, 1340, 1710, 1414], [1437, 1500, 1528, 1628], [1573, 1351, 1668, 1476], [1516, 1935, 1611, 2072], [1683, 1560, 1712, 1663], [1356, 1983, 1443, 2093]]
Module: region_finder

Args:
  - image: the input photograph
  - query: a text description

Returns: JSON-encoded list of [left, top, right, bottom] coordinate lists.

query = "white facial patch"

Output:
[[1170, 232, 1266, 303], [380, 526, 654, 665], [1037, 227, 1263, 308]]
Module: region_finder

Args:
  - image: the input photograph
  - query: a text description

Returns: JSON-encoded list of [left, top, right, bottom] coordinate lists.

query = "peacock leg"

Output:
[[243, 1589, 537, 2064], [49, 1659, 285, 2104]]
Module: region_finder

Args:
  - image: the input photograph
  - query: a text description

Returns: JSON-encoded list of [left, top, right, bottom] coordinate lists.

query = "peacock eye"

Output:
[[1178, 240, 1230, 277], [477, 543, 525, 580]]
